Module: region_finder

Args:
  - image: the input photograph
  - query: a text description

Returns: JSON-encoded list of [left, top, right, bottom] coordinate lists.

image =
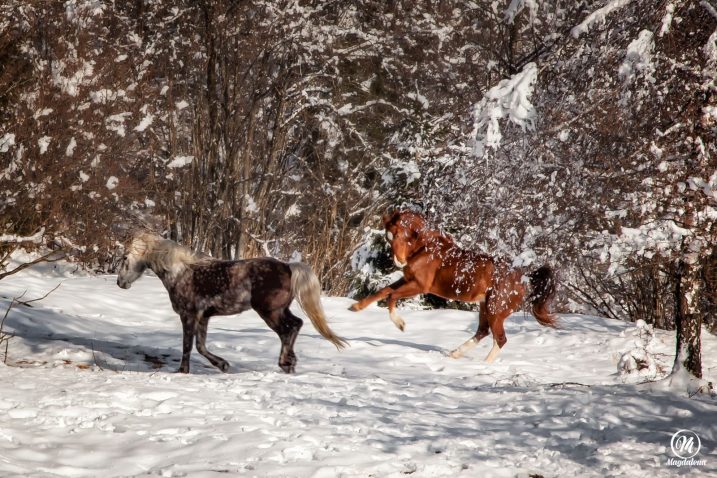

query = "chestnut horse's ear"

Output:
[[382, 210, 399, 227]]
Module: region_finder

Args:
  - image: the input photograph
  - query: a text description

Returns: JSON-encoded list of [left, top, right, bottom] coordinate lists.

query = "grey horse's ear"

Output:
[[111, 223, 131, 234]]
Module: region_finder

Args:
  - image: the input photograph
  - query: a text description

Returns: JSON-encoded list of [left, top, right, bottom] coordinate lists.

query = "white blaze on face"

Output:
[[393, 255, 406, 268]]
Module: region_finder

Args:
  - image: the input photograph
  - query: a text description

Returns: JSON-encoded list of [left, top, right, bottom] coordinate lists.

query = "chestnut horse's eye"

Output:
[[386, 231, 394, 242]]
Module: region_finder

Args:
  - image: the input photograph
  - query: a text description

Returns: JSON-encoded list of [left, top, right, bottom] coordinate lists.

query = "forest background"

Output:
[[1, 1, 716, 377]]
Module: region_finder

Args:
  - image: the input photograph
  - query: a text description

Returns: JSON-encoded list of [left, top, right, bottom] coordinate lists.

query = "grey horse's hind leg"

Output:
[[195, 315, 230, 372], [279, 308, 303, 373], [178, 314, 195, 373], [258, 307, 303, 373]]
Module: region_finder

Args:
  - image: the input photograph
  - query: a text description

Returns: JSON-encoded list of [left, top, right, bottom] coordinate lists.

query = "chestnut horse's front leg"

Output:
[[385, 280, 423, 331], [349, 278, 406, 312]]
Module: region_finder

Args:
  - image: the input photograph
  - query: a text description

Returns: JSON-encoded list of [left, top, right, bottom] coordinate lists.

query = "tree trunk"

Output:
[[653, 264, 665, 329], [673, 257, 703, 378]]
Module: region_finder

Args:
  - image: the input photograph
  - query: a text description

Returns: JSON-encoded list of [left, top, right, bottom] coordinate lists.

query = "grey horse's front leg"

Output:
[[195, 315, 230, 372], [178, 315, 195, 373]]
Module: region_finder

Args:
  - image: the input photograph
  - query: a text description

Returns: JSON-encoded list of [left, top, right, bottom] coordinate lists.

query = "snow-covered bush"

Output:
[[617, 320, 665, 383], [348, 228, 397, 299]]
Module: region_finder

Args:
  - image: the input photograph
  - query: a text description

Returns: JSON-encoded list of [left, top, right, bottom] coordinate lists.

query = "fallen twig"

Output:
[[0, 284, 62, 364], [16, 283, 61, 307], [0, 298, 16, 364], [547, 381, 592, 389], [90, 339, 107, 372], [0, 250, 66, 281]]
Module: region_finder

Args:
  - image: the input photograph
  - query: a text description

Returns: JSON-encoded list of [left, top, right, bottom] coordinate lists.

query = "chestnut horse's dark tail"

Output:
[[526, 265, 557, 328]]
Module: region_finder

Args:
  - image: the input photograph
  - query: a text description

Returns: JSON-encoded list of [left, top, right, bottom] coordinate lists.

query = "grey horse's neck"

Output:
[[145, 254, 191, 291], [131, 236, 205, 293]]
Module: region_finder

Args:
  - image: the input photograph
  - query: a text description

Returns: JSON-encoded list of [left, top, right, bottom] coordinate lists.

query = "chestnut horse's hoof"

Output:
[[177, 365, 189, 374], [389, 311, 405, 331]]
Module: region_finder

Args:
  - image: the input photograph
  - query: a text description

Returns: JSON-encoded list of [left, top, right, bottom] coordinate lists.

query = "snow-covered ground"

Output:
[[0, 262, 715, 477]]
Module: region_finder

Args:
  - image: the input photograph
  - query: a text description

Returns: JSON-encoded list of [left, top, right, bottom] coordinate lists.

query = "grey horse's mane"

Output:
[[130, 232, 206, 276]]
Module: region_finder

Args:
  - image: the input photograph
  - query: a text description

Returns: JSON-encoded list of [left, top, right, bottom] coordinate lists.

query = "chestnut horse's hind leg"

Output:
[[484, 311, 511, 364], [449, 302, 490, 359], [349, 278, 406, 312], [195, 315, 230, 372], [449, 285, 516, 363], [480, 276, 524, 363]]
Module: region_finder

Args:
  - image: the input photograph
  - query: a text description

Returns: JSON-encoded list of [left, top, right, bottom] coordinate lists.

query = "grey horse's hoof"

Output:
[[280, 363, 296, 373]]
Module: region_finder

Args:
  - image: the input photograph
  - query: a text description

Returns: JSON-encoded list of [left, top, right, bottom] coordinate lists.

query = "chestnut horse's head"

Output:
[[382, 210, 429, 268]]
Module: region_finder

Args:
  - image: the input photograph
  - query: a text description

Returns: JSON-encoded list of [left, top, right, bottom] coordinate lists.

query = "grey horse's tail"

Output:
[[289, 262, 348, 349]]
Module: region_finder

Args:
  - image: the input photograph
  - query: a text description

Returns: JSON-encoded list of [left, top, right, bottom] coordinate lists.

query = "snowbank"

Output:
[[0, 266, 715, 477]]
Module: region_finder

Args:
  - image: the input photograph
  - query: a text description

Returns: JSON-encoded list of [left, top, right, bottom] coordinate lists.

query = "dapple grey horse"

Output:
[[117, 232, 346, 373]]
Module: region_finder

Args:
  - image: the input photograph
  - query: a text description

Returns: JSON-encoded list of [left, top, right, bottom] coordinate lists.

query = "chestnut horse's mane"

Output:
[[384, 210, 458, 249], [384, 209, 435, 233]]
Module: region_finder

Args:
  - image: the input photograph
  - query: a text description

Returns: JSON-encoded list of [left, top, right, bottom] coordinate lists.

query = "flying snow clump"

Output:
[[106, 176, 119, 190], [134, 113, 154, 132], [0, 133, 15, 153], [167, 155, 194, 168], [619, 30, 655, 84], [504, 0, 539, 24], [38, 136, 52, 154], [65, 137, 77, 157], [571, 0, 633, 38]]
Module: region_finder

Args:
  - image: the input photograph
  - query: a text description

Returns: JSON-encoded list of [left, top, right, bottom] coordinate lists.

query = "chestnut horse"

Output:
[[349, 210, 556, 363]]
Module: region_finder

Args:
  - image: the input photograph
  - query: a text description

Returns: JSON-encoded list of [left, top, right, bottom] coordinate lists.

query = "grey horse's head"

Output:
[[116, 234, 155, 289], [116, 232, 198, 289], [117, 253, 148, 289]]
